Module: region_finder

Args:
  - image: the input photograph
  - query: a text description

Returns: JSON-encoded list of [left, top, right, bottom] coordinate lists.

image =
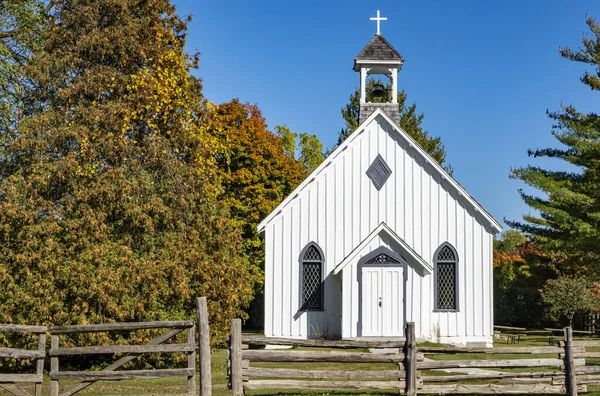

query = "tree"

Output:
[[275, 125, 325, 173], [298, 133, 324, 173], [0, 0, 44, 173], [210, 101, 306, 267], [508, 17, 600, 273], [334, 79, 451, 173], [493, 231, 553, 327], [540, 274, 597, 326], [0, 0, 254, 344], [210, 100, 307, 329], [494, 229, 528, 254], [274, 125, 297, 159]]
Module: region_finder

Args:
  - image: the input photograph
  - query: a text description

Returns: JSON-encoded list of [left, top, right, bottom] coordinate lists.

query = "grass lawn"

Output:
[[2, 333, 600, 395]]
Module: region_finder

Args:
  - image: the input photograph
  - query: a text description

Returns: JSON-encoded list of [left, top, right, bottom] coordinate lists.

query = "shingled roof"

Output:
[[355, 34, 404, 62]]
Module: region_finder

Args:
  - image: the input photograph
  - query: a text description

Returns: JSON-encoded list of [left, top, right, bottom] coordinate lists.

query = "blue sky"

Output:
[[173, 0, 600, 233]]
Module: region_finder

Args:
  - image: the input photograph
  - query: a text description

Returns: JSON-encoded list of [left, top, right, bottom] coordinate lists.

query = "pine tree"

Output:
[[508, 16, 600, 273]]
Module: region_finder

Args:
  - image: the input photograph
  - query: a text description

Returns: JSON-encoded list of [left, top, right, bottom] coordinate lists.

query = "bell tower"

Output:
[[354, 10, 404, 125]]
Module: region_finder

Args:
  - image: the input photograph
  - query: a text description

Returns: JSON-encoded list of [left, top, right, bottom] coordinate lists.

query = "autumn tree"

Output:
[[334, 79, 451, 173], [0, 0, 254, 344], [210, 100, 306, 269], [209, 101, 306, 328], [508, 17, 600, 274]]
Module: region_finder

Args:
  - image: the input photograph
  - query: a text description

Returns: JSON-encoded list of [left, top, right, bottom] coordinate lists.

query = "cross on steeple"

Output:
[[370, 10, 387, 35]]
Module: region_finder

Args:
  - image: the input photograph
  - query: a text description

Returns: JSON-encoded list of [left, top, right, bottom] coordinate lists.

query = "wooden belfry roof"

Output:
[[355, 34, 404, 61]]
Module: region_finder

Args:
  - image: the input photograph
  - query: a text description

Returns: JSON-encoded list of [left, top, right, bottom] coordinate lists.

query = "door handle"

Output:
[[378, 297, 382, 307]]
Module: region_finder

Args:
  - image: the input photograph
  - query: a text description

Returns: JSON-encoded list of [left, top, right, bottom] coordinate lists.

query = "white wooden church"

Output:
[[258, 11, 502, 346]]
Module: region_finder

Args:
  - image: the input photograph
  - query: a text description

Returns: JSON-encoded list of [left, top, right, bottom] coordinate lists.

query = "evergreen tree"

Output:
[[334, 79, 451, 173], [0, 0, 254, 343], [508, 16, 600, 272]]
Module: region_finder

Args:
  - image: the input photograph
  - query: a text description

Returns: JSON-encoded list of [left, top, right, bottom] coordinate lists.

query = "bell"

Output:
[[371, 83, 386, 98]]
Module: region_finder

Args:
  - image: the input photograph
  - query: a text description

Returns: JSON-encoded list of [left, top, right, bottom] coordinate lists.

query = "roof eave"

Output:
[[353, 59, 404, 72], [332, 222, 433, 275]]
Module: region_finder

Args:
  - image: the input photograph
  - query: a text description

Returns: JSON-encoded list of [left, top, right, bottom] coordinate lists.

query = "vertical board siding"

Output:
[[272, 218, 283, 337], [473, 219, 483, 337], [482, 227, 490, 337], [456, 205, 466, 338], [290, 206, 300, 337], [263, 115, 495, 344], [281, 211, 291, 337], [265, 225, 274, 337], [464, 210, 474, 337]]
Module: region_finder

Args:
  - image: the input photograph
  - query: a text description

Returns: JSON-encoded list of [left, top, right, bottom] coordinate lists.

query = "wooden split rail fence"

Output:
[[0, 321, 198, 396], [0, 297, 214, 396], [228, 319, 421, 395], [228, 322, 588, 395]]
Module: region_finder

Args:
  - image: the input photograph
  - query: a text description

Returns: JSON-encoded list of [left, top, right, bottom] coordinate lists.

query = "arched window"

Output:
[[300, 244, 324, 311], [434, 243, 459, 311]]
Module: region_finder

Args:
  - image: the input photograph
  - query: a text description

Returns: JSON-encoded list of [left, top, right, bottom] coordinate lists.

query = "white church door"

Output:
[[359, 250, 405, 337]]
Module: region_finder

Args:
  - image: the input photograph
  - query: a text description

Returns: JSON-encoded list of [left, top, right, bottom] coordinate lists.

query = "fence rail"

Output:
[[0, 325, 46, 396], [48, 320, 196, 396]]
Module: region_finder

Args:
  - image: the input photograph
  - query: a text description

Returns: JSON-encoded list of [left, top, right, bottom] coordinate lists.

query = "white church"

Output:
[[258, 11, 501, 346]]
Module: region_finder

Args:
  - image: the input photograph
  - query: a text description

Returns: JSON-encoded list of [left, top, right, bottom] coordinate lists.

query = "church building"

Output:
[[258, 11, 501, 346]]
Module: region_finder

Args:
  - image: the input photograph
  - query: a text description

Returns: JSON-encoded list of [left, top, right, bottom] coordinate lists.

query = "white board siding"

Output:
[[263, 115, 495, 344]]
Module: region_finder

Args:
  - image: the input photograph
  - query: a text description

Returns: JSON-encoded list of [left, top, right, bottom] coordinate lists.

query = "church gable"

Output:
[[258, 109, 501, 240]]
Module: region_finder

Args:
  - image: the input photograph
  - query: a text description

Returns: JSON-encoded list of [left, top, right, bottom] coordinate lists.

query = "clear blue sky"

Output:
[[173, 0, 600, 233]]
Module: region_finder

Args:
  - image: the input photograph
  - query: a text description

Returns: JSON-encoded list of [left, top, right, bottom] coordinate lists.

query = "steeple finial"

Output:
[[370, 10, 387, 35]]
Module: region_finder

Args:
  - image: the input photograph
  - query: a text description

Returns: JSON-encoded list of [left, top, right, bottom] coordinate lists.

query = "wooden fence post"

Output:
[[405, 322, 417, 396], [196, 297, 212, 396], [35, 332, 46, 396], [564, 326, 577, 396], [187, 323, 197, 395], [50, 334, 59, 396], [230, 319, 243, 396]]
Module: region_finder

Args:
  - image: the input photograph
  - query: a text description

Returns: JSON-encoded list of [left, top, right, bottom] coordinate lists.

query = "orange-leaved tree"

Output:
[[209, 99, 307, 326]]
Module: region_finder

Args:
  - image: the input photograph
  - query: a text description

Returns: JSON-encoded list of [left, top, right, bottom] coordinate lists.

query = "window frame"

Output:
[[299, 242, 325, 312], [433, 242, 459, 312]]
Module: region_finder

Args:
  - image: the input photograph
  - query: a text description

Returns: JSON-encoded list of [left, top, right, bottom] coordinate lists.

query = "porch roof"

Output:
[[332, 222, 433, 275]]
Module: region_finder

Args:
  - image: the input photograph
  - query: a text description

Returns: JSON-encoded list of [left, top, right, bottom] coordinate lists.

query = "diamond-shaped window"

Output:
[[366, 154, 392, 191]]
